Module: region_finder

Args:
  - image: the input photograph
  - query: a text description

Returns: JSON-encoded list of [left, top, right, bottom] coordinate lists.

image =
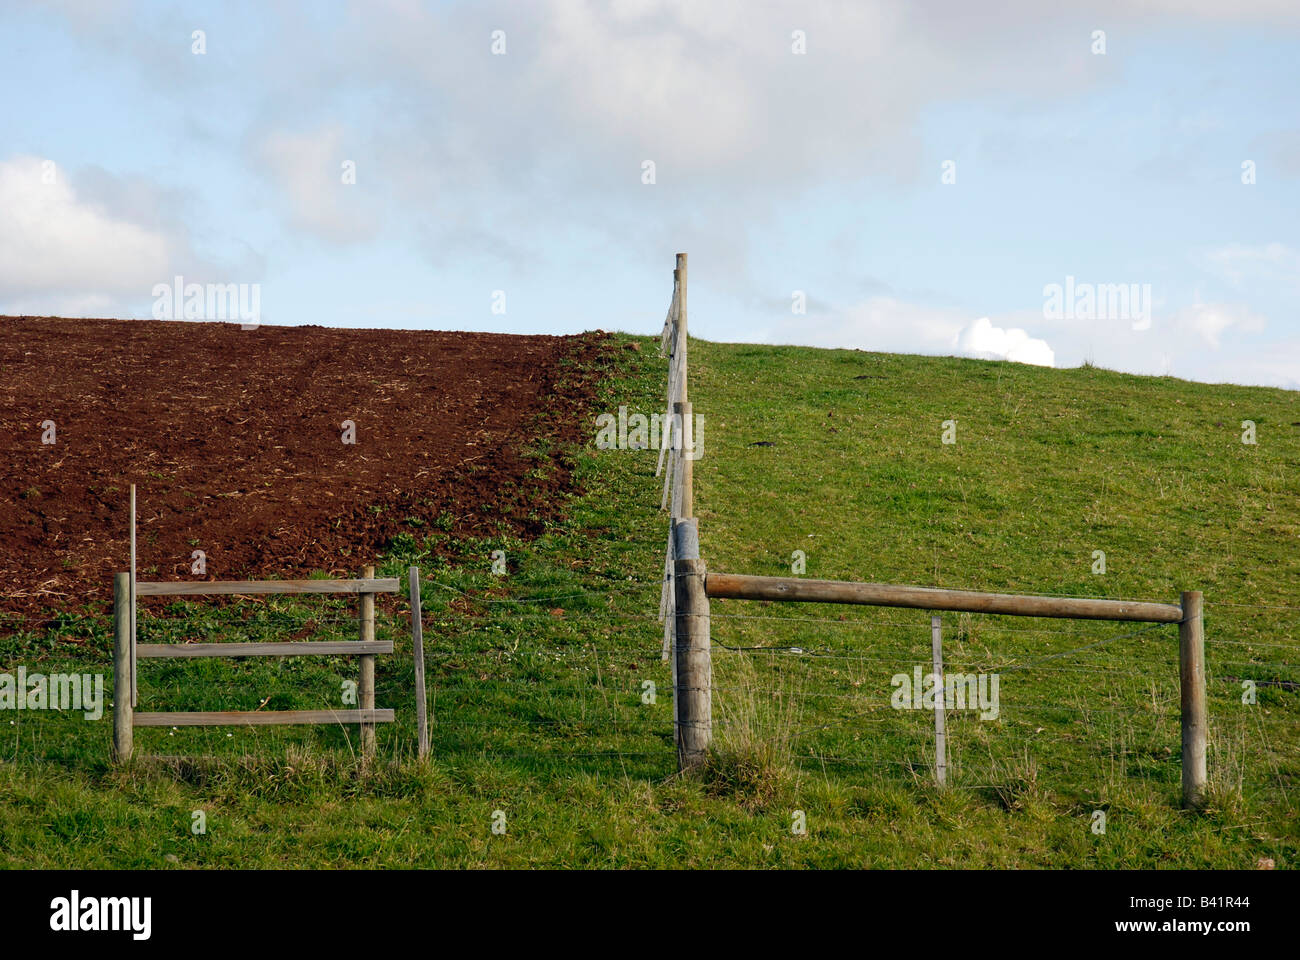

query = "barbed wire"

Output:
[[428, 717, 675, 729], [1207, 638, 1300, 650], [1208, 660, 1298, 670], [421, 578, 661, 605], [712, 644, 1178, 677], [1209, 674, 1300, 687], [1206, 600, 1300, 613], [705, 610, 1134, 634], [989, 622, 1172, 673]]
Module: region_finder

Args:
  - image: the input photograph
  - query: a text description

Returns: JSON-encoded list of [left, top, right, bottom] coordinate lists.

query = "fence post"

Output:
[[675, 252, 687, 403], [359, 565, 377, 758], [673, 400, 693, 520], [409, 566, 429, 760], [931, 615, 946, 788], [129, 484, 137, 707], [112, 572, 133, 763], [1179, 590, 1207, 809], [673, 519, 710, 769]]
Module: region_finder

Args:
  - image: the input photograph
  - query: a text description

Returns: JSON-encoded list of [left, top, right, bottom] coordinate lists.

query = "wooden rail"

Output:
[[704, 572, 1184, 623], [136, 641, 393, 659], [134, 709, 394, 727], [135, 578, 398, 596]]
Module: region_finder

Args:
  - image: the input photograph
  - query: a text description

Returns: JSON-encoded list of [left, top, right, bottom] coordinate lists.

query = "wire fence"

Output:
[[704, 601, 1296, 814]]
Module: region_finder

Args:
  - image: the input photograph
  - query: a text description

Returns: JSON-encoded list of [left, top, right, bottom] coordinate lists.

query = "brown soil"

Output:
[[0, 317, 615, 623]]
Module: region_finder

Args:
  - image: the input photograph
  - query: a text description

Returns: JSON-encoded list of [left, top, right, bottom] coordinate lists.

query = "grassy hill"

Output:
[[1, 335, 1296, 868]]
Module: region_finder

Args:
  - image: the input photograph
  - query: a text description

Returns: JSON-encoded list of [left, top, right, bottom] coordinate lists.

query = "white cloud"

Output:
[[0, 155, 257, 317], [1202, 242, 1300, 289], [954, 317, 1055, 367], [9, 0, 1298, 395], [347, 0, 1100, 192], [766, 296, 966, 353], [1173, 301, 1267, 348], [763, 299, 1057, 369], [0, 155, 172, 306], [257, 125, 378, 244]]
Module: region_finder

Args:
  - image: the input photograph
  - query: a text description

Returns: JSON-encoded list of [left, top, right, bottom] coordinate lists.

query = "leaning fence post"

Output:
[[1179, 590, 1207, 809], [359, 564, 377, 758], [672, 519, 710, 769], [112, 572, 133, 763]]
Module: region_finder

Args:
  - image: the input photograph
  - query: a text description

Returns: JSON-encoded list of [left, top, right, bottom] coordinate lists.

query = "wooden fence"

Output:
[[655, 253, 711, 770], [654, 254, 1209, 809], [112, 565, 401, 762], [657, 251, 691, 654]]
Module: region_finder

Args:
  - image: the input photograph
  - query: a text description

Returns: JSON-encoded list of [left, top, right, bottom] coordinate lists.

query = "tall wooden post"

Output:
[[1179, 590, 1207, 809], [675, 252, 687, 404], [931, 615, 947, 788], [129, 484, 137, 707], [673, 519, 710, 769], [112, 572, 133, 763], [673, 401, 693, 520], [409, 566, 429, 760], [359, 565, 377, 758]]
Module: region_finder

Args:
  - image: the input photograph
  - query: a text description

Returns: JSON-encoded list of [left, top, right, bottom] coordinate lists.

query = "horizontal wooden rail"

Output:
[[136, 641, 393, 659], [136, 578, 399, 596], [705, 573, 1183, 623], [133, 709, 395, 727]]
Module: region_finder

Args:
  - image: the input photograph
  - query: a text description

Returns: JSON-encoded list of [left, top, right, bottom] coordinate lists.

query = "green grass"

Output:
[[0, 336, 1296, 868]]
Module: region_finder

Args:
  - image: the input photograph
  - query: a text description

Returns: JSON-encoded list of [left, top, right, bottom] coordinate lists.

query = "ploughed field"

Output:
[[0, 317, 613, 622]]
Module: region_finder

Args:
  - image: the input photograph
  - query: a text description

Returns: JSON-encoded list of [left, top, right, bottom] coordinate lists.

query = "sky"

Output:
[[1, 0, 1298, 388]]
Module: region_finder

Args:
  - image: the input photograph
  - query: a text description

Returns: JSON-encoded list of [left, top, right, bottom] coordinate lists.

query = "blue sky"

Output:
[[2, 0, 1297, 387]]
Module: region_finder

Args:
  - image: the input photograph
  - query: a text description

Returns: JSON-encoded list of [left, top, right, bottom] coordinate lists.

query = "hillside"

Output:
[[0, 332, 1295, 868]]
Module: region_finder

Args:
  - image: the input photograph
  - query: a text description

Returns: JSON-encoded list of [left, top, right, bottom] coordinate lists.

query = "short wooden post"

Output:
[[409, 566, 429, 760], [931, 615, 947, 788], [1179, 590, 1207, 809], [359, 565, 377, 757], [670, 519, 698, 723], [112, 572, 133, 763], [673, 519, 710, 769]]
